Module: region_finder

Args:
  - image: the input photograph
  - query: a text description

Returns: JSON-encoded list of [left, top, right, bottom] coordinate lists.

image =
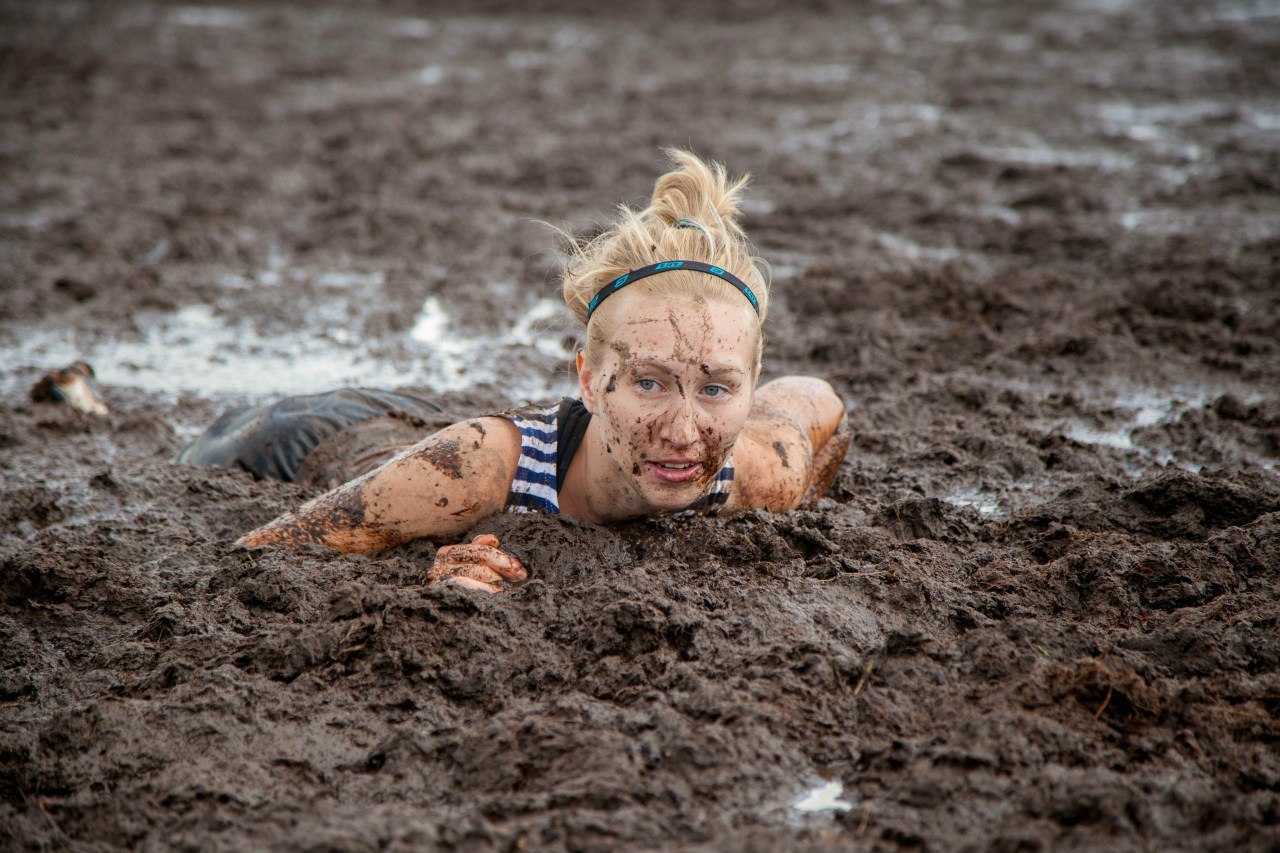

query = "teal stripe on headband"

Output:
[[586, 260, 760, 321]]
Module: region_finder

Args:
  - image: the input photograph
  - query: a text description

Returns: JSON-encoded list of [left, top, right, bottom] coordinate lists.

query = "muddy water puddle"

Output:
[[935, 378, 1277, 521], [1, 275, 577, 405], [793, 779, 854, 816], [943, 486, 1010, 519], [1049, 382, 1277, 473]]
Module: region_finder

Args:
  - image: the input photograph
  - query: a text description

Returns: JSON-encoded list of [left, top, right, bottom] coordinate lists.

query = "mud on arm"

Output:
[[733, 377, 849, 512], [237, 417, 520, 554]]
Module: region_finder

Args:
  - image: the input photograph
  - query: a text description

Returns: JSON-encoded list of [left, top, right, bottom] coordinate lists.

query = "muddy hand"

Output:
[[427, 533, 527, 593]]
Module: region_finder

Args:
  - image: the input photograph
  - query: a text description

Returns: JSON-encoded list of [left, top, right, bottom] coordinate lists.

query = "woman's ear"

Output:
[[577, 350, 597, 411]]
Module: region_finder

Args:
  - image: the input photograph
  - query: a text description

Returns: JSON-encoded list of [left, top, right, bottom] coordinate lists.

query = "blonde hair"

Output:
[[560, 149, 771, 373]]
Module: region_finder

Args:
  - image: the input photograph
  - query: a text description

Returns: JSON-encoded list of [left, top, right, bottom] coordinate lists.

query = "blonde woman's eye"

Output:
[[704, 384, 729, 398], [637, 378, 660, 392]]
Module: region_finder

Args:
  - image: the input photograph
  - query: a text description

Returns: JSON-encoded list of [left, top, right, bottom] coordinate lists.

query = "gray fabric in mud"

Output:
[[177, 388, 443, 482]]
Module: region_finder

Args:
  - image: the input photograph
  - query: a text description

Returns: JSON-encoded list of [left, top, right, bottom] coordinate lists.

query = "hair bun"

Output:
[[649, 148, 750, 244], [558, 149, 770, 371]]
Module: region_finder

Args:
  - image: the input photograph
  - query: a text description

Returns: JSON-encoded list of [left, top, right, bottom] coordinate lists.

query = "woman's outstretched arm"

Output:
[[237, 417, 521, 554], [731, 377, 850, 512]]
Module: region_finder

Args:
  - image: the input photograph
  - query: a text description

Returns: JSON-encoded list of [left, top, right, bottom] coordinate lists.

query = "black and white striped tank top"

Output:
[[504, 398, 734, 516]]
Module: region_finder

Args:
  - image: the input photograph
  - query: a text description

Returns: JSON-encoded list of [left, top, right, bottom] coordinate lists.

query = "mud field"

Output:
[[3, 0, 1280, 850]]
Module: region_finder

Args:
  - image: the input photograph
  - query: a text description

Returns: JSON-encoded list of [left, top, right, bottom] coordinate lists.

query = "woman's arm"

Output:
[[731, 377, 850, 512], [237, 417, 521, 554]]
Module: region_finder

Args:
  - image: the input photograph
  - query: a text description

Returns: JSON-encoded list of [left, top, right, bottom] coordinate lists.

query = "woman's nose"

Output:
[[659, 399, 700, 447]]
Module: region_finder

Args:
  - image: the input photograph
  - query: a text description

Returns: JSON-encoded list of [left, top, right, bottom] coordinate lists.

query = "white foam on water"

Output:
[[945, 488, 1006, 519], [781, 104, 942, 153], [875, 232, 962, 263], [998, 33, 1035, 52], [316, 271, 384, 289], [1096, 101, 1232, 129], [409, 295, 577, 392], [1072, 0, 1137, 12], [0, 206, 78, 229], [414, 66, 445, 86], [507, 297, 579, 362], [1119, 208, 1198, 234], [741, 197, 777, 216], [769, 263, 804, 281], [1247, 109, 1280, 131], [273, 66, 460, 116], [167, 6, 252, 28], [408, 296, 477, 390], [1060, 387, 1219, 474], [217, 246, 295, 290], [390, 18, 433, 38], [1064, 389, 1182, 449], [1211, 0, 1280, 21], [979, 205, 1023, 226], [742, 62, 857, 86], [505, 51, 547, 70], [1124, 205, 1277, 240], [2, 278, 577, 402], [6, 304, 410, 398], [794, 780, 853, 814], [978, 145, 1135, 171], [552, 26, 592, 50]]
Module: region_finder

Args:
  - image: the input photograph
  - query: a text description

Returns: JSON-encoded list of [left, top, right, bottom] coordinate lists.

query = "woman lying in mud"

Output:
[[230, 151, 850, 591]]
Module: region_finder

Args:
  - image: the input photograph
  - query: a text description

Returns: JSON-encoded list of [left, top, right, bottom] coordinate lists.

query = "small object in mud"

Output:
[[29, 360, 109, 415]]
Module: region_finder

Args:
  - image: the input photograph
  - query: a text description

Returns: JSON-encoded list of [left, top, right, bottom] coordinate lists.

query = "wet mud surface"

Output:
[[3, 0, 1280, 850]]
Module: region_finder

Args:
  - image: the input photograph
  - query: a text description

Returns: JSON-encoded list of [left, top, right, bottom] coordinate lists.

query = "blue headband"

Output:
[[585, 260, 760, 321]]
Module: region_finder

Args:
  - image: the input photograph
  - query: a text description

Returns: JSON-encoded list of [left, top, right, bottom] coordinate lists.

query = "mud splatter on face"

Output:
[[589, 294, 758, 517], [610, 341, 634, 364], [666, 307, 695, 361], [605, 373, 617, 393]]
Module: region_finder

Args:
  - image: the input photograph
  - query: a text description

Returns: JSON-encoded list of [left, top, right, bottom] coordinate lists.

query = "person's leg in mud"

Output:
[[177, 388, 450, 487]]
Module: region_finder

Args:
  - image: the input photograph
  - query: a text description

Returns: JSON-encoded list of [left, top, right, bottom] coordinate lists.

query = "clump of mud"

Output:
[[3, 0, 1279, 850]]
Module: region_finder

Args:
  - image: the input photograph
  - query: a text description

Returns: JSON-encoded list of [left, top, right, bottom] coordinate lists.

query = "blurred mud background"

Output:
[[2, 0, 1280, 850]]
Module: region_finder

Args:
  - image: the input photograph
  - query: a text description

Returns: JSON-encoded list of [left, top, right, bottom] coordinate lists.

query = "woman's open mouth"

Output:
[[645, 460, 704, 484]]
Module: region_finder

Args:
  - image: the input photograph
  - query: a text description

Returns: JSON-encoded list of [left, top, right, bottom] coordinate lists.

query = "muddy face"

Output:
[[580, 291, 758, 515]]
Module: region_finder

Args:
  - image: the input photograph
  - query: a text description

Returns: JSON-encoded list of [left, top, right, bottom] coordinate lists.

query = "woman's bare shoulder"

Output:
[[406, 415, 522, 468], [368, 415, 523, 515]]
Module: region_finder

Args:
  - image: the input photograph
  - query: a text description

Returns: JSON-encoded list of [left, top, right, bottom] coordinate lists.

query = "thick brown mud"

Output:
[[3, 1, 1280, 850]]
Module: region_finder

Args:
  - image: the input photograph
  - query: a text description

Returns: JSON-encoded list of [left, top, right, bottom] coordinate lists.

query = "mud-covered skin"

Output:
[[5, 1, 1280, 851], [235, 478, 402, 552], [803, 409, 851, 503], [238, 417, 521, 553], [426, 532, 527, 593], [410, 437, 464, 480]]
